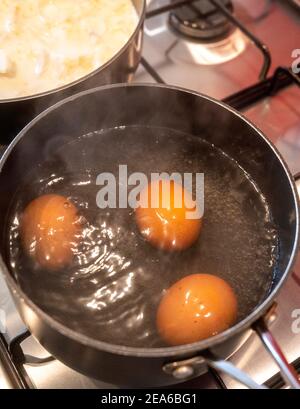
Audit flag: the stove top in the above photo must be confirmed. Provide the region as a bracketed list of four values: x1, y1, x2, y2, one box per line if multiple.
[0, 0, 300, 389]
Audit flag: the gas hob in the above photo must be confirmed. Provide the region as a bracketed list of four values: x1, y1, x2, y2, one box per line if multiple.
[0, 0, 300, 389]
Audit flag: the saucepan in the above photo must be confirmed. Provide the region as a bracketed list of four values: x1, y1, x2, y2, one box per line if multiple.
[0, 0, 146, 143]
[0, 84, 299, 388]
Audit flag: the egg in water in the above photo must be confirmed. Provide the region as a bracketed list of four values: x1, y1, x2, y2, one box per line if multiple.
[157, 274, 238, 346]
[20, 194, 82, 270]
[135, 179, 202, 251]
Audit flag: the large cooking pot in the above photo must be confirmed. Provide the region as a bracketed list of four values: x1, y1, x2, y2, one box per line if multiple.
[0, 84, 299, 388]
[0, 0, 146, 144]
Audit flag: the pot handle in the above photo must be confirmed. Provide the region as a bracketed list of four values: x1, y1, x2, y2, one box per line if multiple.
[254, 173, 300, 387]
[163, 174, 300, 388]
[204, 352, 268, 389]
[163, 312, 299, 389]
[210, 173, 300, 388]
[216, 173, 300, 388]
[208, 311, 300, 389]
[252, 317, 300, 388]
[163, 352, 267, 389]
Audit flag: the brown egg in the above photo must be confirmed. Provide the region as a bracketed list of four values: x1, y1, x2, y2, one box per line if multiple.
[135, 179, 202, 251]
[20, 194, 82, 270]
[157, 274, 238, 346]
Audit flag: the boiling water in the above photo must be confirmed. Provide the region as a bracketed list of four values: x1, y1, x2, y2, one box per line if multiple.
[8, 126, 278, 348]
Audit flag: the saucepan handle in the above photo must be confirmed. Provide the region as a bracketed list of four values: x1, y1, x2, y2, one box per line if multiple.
[204, 351, 268, 389]
[207, 314, 300, 389]
[254, 173, 300, 387]
[163, 313, 299, 389]
[252, 317, 299, 389]
[163, 351, 268, 389]
[209, 173, 300, 389]
[163, 175, 300, 389]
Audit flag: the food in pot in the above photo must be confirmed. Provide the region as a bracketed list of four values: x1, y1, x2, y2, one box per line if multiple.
[0, 0, 138, 98]
[156, 274, 238, 346]
[20, 194, 82, 270]
[8, 127, 277, 347]
[135, 179, 202, 251]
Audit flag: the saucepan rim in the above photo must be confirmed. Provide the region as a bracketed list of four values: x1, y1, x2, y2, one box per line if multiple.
[0, 83, 299, 358]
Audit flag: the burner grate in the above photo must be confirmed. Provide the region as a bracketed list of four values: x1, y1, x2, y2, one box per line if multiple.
[223, 67, 300, 110]
[146, 0, 271, 80]
[168, 0, 233, 43]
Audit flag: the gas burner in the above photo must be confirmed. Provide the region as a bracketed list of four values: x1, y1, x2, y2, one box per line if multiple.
[168, 29, 247, 66]
[169, 0, 234, 43]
